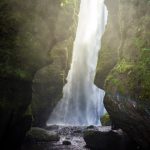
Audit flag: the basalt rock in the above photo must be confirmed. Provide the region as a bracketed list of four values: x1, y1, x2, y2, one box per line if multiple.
[104, 94, 150, 150]
[83, 129, 138, 150]
[31, 0, 79, 127]
[0, 77, 32, 150]
[95, 0, 150, 149]
[25, 127, 60, 143]
[0, 0, 79, 149]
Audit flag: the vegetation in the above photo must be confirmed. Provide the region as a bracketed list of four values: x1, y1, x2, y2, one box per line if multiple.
[96, 0, 150, 102]
[0, 0, 149, 149]
[100, 113, 111, 126]
[0, 0, 78, 149]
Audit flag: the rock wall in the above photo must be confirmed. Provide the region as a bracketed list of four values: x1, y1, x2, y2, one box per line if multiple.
[0, 77, 32, 149]
[31, 0, 79, 127]
[0, 0, 79, 149]
[95, 0, 150, 149]
[95, 0, 120, 88]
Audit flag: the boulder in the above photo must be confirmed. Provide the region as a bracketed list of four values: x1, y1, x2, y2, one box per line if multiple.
[46, 125, 59, 130]
[26, 127, 60, 142]
[86, 125, 97, 130]
[83, 129, 138, 150]
[104, 95, 150, 150]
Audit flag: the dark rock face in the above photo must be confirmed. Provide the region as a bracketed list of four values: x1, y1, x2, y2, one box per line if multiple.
[104, 95, 150, 150]
[31, 1, 79, 127]
[84, 129, 138, 150]
[22, 125, 88, 150]
[0, 77, 32, 150]
[95, 0, 120, 88]
[25, 127, 60, 143]
[32, 65, 64, 127]
[0, 0, 79, 149]
[95, 0, 150, 149]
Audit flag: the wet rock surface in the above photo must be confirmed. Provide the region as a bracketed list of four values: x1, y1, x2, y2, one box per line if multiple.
[22, 125, 140, 150]
[84, 128, 139, 150]
[104, 95, 150, 150]
[25, 127, 60, 142]
[22, 125, 89, 150]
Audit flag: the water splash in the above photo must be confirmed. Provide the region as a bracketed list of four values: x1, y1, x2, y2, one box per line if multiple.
[47, 0, 108, 126]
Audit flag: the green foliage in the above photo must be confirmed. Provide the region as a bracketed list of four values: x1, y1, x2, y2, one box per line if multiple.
[129, 49, 150, 100]
[15, 69, 32, 79]
[104, 6, 150, 99]
[106, 75, 119, 86]
[105, 49, 150, 100]
[133, 37, 146, 49]
[0, 0, 61, 79]
[60, 0, 75, 7]
[61, 0, 69, 6]
[100, 113, 111, 126]
[115, 59, 133, 74]
[105, 59, 134, 95]
[141, 49, 150, 66]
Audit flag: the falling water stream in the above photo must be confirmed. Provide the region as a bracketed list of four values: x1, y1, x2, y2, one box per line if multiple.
[47, 0, 108, 126]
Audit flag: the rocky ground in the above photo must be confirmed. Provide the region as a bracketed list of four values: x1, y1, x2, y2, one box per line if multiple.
[21, 125, 140, 150]
[22, 125, 90, 150]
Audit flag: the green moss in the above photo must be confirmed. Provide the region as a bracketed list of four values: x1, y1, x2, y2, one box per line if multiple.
[83, 130, 95, 137]
[105, 52, 150, 100]
[115, 59, 134, 74]
[26, 127, 60, 142]
[15, 69, 32, 80]
[133, 37, 146, 49]
[100, 113, 111, 126]
[24, 105, 32, 117]
[130, 64, 150, 100]
[111, 78, 120, 85]
[105, 60, 132, 95]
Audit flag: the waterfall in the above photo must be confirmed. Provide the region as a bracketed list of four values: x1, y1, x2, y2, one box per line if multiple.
[47, 0, 108, 126]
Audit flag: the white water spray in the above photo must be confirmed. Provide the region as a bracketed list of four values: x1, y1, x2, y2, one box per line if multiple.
[47, 0, 108, 126]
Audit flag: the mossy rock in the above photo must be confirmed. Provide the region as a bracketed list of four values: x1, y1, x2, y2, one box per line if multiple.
[83, 129, 133, 150]
[26, 127, 60, 142]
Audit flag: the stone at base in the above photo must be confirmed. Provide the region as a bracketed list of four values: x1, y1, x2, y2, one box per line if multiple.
[83, 129, 138, 150]
[62, 140, 71, 145]
[26, 127, 60, 142]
